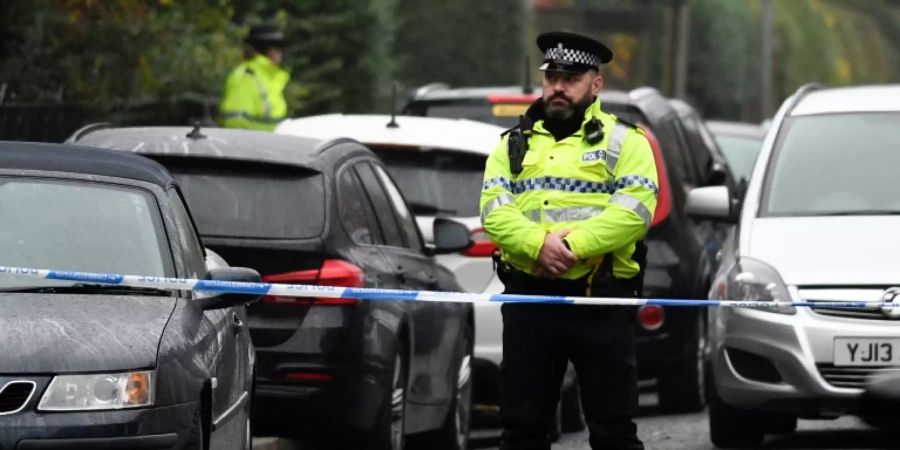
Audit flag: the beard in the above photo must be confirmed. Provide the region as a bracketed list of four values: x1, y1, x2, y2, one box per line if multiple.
[543, 92, 593, 120]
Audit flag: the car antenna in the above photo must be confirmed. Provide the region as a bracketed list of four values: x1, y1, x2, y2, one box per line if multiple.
[523, 56, 534, 95]
[186, 121, 206, 139]
[386, 80, 400, 128]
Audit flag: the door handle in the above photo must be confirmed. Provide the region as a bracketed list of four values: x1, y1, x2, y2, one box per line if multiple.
[231, 312, 244, 334]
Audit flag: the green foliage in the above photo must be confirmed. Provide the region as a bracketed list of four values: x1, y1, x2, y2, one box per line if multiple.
[0, 0, 240, 111]
[393, 0, 527, 89]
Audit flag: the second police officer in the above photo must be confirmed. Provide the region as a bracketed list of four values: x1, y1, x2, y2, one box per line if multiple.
[480, 31, 658, 450]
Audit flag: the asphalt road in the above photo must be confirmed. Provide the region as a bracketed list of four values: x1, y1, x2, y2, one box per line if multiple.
[254, 392, 900, 450]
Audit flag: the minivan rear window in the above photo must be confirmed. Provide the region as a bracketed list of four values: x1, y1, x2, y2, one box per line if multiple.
[372, 147, 485, 218]
[163, 160, 325, 239]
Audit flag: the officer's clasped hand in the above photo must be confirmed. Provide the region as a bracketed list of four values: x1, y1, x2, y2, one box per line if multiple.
[534, 229, 577, 278]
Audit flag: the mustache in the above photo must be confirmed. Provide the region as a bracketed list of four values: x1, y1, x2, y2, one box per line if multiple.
[547, 93, 572, 103]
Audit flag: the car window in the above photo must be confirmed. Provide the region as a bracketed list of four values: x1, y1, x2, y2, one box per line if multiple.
[162, 160, 325, 240]
[763, 112, 900, 216]
[355, 162, 405, 247]
[651, 117, 691, 185]
[372, 147, 485, 218]
[167, 189, 207, 278]
[715, 135, 762, 182]
[337, 165, 384, 245]
[372, 163, 423, 250]
[0, 178, 169, 287]
[681, 115, 714, 182]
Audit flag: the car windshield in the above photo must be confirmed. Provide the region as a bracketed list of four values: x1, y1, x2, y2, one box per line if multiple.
[715, 134, 763, 181]
[372, 147, 485, 217]
[164, 161, 325, 239]
[763, 112, 900, 216]
[0, 178, 168, 289]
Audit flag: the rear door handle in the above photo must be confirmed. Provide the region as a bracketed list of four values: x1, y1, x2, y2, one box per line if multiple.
[231, 312, 244, 334]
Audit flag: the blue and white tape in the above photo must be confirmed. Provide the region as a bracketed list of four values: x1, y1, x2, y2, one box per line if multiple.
[0, 265, 890, 309]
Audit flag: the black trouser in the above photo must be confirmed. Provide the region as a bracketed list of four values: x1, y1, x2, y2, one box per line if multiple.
[499, 270, 644, 450]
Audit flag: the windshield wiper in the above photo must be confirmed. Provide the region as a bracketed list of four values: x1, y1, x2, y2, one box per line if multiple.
[814, 210, 900, 217]
[0, 284, 173, 296]
[407, 200, 458, 216]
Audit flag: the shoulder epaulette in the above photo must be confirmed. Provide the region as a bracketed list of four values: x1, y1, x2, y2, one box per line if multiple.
[615, 117, 640, 130]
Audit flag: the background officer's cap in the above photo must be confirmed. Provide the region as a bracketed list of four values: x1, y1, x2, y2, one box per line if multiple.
[537, 31, 613, 73]
[244, 24, 288, 48]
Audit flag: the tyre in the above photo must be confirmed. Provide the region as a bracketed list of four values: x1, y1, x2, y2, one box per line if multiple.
[657, 312, 707, 413]
[367, 345, 408, 450]
[408, 325, 473, 450]
[708, 381, 764, 448]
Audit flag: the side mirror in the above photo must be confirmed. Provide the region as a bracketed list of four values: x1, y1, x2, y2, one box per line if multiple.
[431, 217, 473, 255]
[196, 267, 262, 310]
[686, 185, 735, 223]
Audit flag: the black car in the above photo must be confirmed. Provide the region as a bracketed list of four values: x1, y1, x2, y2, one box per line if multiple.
[0, 142, 259, 449]
[71, 126, 475, 450]
[405, 85, 736, 413]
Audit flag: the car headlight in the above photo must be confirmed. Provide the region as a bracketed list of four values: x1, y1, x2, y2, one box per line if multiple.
[38, 370, 154, 411]
[724, 257, 795, 314]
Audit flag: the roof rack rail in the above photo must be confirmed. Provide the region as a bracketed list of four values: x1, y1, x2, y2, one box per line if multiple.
[413, 82, 451, 99]
[64, 122, 113, 143]
[783, 83, 824, 117]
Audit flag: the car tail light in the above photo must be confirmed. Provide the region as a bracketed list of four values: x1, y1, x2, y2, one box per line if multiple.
[640, 126, 671, 229]
[462, 227, 497, 257]
[262, 259, 364, 306]
[638, 305, 664, 331]
[285, 372, 333, 382]
[487, 94, 539, 104]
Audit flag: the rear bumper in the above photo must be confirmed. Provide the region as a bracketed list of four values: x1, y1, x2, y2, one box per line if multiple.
[0, 401, 196, 450]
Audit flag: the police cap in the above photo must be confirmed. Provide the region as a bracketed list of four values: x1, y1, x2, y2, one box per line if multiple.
[244, 24, 287, 48]
[537, 31, 613, 73]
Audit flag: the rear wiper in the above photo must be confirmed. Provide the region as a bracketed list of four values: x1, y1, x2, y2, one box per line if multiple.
[0, 284, 173, 296]
[407, 201, 458, 216]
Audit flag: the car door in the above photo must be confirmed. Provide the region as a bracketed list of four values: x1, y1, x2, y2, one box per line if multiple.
[353, 161, 438, 404]
[168, 189, 248, 436]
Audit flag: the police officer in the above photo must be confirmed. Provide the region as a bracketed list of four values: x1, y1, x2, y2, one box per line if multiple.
[480, 31, 657, 450]
[219, 24, 290, 130]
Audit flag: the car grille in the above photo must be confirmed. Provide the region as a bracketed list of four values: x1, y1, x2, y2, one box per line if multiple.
[817, 364, 900, 389]
[0, 381, 35, 414]
[799, 287, 897, 321]
[811, 306, 892, 320]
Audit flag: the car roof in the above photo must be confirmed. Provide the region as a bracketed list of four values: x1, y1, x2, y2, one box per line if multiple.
[791, 85, 900, 116]
[706, 120, 766, 139]
[74, 126, 327, 169]
[277, 114, 506, 155]
[0, 140, 174, 187]
[412, 85, 539, 100]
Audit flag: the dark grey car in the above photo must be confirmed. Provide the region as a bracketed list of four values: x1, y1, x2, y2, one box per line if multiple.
[0, 142, 259, 449]
[71, 126, 476, 450]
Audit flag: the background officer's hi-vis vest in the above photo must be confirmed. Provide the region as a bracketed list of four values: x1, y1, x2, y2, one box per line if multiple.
[479, 100, 659, 282]
[219, 54, 289, 131]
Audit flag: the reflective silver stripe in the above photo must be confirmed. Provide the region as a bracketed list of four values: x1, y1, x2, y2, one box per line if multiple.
[606, 123, 630, 174]
[480, 194, 515, 224]
[611, 193, 652, 230]
[245, 69, 271, 117]
[522, 206, 604, 223]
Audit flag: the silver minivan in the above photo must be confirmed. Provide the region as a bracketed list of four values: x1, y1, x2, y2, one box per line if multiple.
[687, 84, 900, 448]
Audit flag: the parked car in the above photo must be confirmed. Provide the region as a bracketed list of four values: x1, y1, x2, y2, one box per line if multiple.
[690, 84, 900, 448]
[405, 84, 736, 413]
[70, 126, 475, 450]
[275, 114, 583, 434]
[402, 83, 539, 128]
[706, 120, 766, 193]
[0, 141, 258, 449]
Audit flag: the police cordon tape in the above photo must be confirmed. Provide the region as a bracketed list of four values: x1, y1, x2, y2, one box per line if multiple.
[0, 265, 893, 310]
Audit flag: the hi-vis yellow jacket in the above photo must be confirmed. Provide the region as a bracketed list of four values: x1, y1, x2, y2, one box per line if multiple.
[219, 54, 290, 131]
[479, 99, 658, 280]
